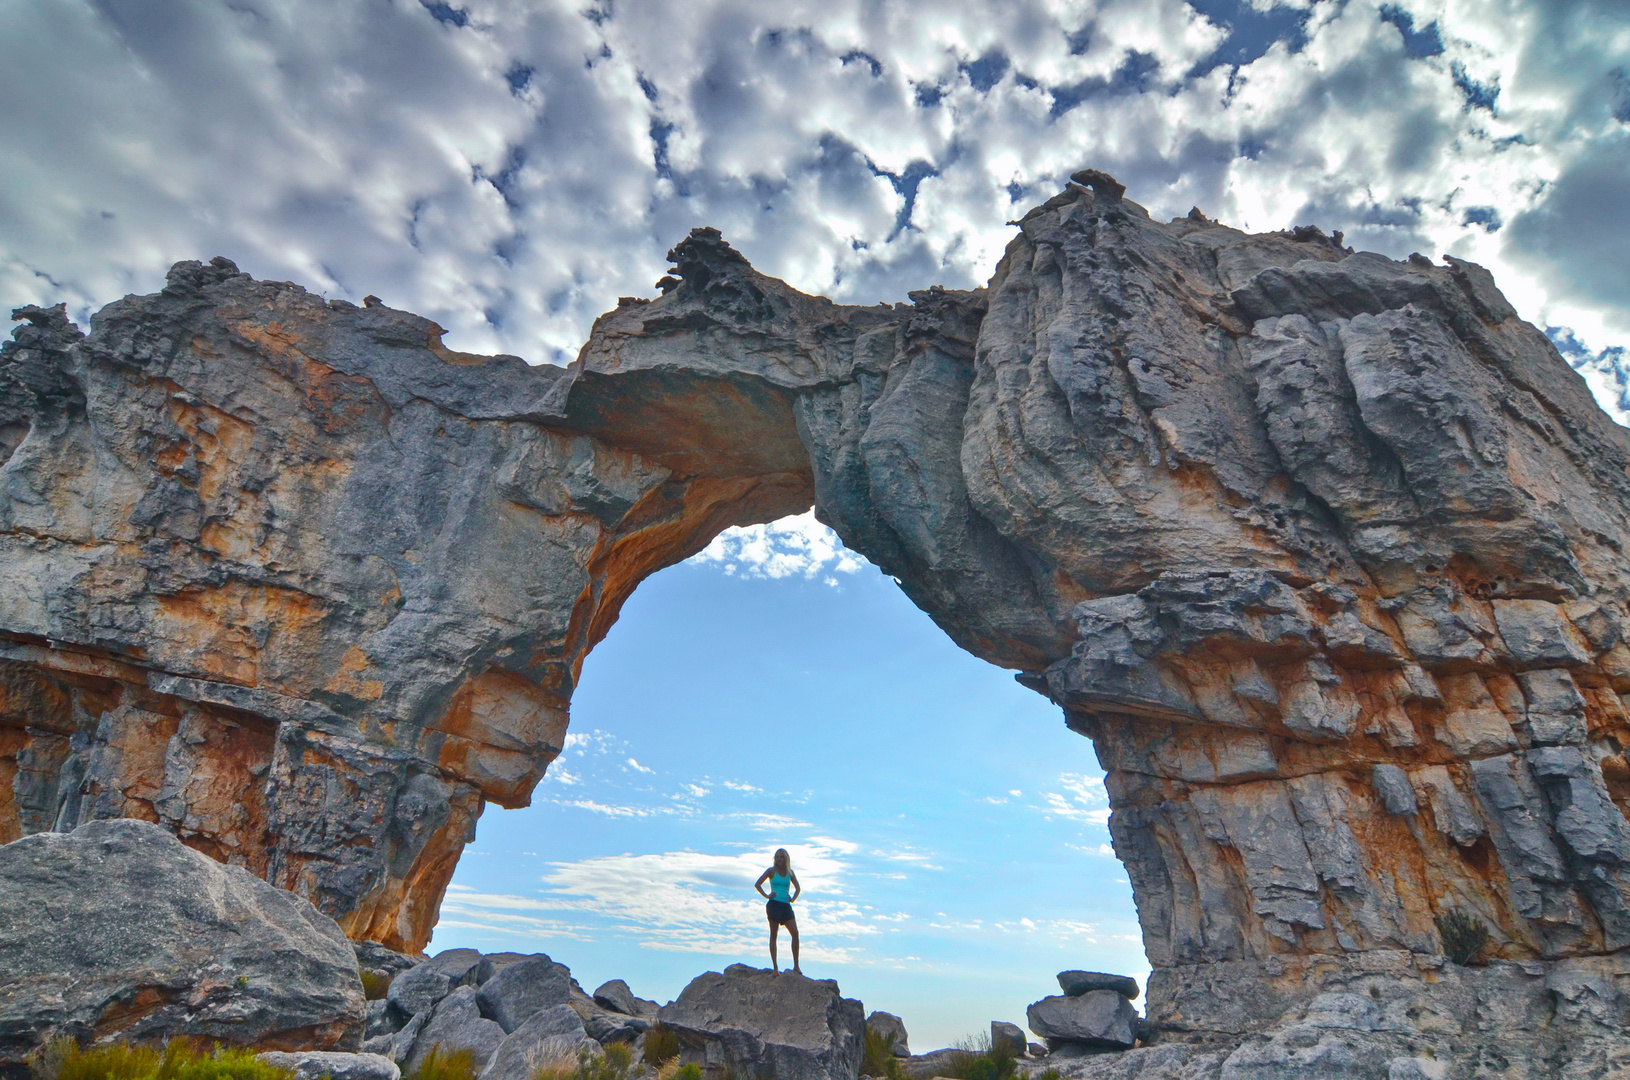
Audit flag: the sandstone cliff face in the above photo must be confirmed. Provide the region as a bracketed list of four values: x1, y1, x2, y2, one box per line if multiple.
[5, 175, 1630, 1056]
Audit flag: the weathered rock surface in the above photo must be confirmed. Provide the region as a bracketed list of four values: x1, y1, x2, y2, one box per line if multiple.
[6, 173, 1630, 1072]
[258, 1052, 400, 1080]
[402, 986, 505, 1074]
[480, 1004, 592, 1080]
[1056, 972, 1139, 1001]
[476, 955, 572, 1033]
[0, 819, 363, 1074]
[865, 1010, 909, 1056]
[1027, 993, 1137, 1049]
[658, 965, 864, 1080]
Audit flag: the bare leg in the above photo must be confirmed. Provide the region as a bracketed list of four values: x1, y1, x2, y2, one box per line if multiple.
[787, 918, 801, 974]
[768, 918, 780, 972]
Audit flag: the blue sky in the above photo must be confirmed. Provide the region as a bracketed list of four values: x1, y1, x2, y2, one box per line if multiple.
[428, 518, 1143, 1050]
[4, 0, 1629, 1053]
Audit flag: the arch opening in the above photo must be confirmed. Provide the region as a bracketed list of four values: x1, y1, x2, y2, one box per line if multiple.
[427, 517, 1146, 1050]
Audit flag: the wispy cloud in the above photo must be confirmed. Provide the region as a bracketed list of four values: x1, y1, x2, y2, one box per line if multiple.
[1036, 773, 1112, 825]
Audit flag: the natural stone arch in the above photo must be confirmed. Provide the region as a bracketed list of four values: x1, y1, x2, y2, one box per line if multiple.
[6, 175, 1630, 1064]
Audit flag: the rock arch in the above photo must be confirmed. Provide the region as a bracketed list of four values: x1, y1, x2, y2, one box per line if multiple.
[6, 176, 1630, 1057]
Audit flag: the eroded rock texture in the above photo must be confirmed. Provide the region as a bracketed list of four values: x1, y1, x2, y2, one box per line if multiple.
[5, 173, 1630, 1070]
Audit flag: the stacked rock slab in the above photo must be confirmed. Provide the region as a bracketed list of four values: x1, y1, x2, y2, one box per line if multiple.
[1026, 971, 1140, 1054]
[5, 173, 1630, 1073]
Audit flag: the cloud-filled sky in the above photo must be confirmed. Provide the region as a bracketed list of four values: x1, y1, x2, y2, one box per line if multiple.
[3, 0, 1628, 413]
[7, 0, 1630, 1050]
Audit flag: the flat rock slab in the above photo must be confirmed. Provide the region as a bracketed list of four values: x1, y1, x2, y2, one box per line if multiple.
[659, 965, 864, 1080]
[1027, 993, 1137, 1049]
[0, 819, 364, 1073]
[1057, 972, 1139, 1001]
[259, 1053, 400, 1080]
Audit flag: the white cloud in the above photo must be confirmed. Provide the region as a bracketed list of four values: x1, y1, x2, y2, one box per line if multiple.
[626, 757, 655, 774]
[536, 839, 876, 958]
[3, 0, 1625, 407]
[689, 511, 868, 583]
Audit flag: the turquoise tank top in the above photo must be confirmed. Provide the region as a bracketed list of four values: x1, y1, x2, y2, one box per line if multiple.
[770, 873, 791, 902]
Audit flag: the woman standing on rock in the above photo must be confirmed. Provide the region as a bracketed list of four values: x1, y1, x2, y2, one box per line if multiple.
[755, 848, 801, 975]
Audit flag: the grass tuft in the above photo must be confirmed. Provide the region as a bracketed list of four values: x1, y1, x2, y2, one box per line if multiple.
[359, 970, 393, 1001]
[933, 1033, 1015, 1080]
[1435, 908, 1490, 966]
[860, 1028, 902, 1080]
[407, 1046, 478, 1080]
[530, 1042, 640, 1080]
[32, 1039, 294, 1080]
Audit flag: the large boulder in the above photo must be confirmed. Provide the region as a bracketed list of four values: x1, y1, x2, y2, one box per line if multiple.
[659, 966, 864, 1080]
[592, 980, 641, 1016]
[0, 819, 364, 1075]
[865, 1011, 909, 1056]
[1026, 993, 1137, 1050]
[1056, 972, 1139, 1001]
[476, 955, 572, 1033]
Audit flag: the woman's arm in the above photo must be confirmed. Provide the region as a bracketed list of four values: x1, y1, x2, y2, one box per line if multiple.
[789, 872, 802, 902]
[754, 868, 773, 898]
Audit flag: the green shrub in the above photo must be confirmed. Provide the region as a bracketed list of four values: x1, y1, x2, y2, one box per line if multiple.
[672, 1066, 703, 1080]
[1435, 908, 1490, 966]
[32, 1039, 294, 1080]
[1034, 1069, 1062, 1080]
[359, 970, 393, 1001]
[407, 1046, 478, 1080]
[641, 1026, 682, 1068]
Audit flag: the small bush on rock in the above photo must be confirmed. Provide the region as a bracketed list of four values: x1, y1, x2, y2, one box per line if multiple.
[671, 1066, 702, 1080]
[407, 1046, 478, 1080]
[1435, 909, 1490, 966]
[641, 1026, 682, 1068]
[32, 1039, 294, 1080]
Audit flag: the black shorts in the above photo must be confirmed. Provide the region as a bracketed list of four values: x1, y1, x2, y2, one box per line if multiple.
[766, 900, 795, 925]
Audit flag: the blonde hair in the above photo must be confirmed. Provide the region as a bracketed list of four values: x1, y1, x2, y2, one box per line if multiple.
[773, 848, 792, 875]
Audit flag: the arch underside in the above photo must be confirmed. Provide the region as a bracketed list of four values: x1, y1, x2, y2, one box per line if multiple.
[5, 182, 1630, 1060]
